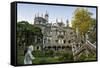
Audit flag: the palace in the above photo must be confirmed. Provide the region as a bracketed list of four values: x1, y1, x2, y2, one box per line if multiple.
[33, 12, 80, 55]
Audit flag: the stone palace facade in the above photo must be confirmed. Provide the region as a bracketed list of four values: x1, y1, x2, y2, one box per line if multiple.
[32, 12, 96, 61]
[33, 12, 80, 54]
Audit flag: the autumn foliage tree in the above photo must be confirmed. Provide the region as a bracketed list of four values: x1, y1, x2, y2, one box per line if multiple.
[72, 8, 93, 36]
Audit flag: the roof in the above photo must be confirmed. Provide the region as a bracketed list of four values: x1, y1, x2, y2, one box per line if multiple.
[34, 17, 47, 23]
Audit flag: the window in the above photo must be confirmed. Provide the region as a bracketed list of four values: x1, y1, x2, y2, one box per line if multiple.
[68, 40, 71, 43]
[70, 32, 73, 35]
[55, 40, 58, 43]
[37, 46, 39, 50]
[48, 39, 51, 42]
[63, 40, 66, 44]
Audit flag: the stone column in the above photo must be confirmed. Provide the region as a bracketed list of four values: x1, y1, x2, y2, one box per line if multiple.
[85, 33, 89, 41]
[35, 36, 37, 43]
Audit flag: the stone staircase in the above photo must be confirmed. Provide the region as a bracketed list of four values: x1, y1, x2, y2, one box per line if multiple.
[73, 40, 96, 61]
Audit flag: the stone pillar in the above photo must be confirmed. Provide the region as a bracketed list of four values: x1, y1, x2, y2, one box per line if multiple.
[71, 42, 77, 61]
[35, 36, 37, 43]
[85, 33, 89, 41]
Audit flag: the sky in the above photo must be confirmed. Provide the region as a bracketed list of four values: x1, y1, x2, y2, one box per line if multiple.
[17, 3, 96, 26]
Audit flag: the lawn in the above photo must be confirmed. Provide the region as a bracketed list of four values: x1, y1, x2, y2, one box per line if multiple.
[17, 49, 74, 64]
[17, 48, 96, 65]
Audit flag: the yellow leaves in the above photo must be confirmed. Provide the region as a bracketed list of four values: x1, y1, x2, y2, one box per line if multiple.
[79, 22, 90, 35]
[72, 8, 93, 35]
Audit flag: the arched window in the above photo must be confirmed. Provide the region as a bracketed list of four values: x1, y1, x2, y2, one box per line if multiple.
[63, 40, 66, 44]
[68, 40, 71, 43]
[37, 46, 39, 50]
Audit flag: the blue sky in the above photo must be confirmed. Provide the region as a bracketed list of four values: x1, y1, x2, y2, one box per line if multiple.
[17, 3, 96, 26]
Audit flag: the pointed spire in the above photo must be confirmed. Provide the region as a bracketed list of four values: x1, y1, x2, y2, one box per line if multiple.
[45, 10, 48, 17]
[35, 13, 36, 17]
[46, 10, 47, 14]
[45, 10, 49, 22]
[61, 18, 63, 23]
[37, 12, 39, 17]
[41, 13, 43, 17]
[51, 21, 53, 28]
[66, 19, 69, 27]
[56, 18, 58, 23]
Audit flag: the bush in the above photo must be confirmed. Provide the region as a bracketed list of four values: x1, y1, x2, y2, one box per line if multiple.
[58, 53, 73, 62]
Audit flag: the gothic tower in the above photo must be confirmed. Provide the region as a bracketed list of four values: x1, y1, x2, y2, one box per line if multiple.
[45, 11, 49, 22]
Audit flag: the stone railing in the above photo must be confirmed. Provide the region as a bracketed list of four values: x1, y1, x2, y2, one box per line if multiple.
[73, 40, 96, 60]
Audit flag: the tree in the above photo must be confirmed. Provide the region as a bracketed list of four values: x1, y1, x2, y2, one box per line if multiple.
[17, 21, 43, 48]
[17, 21, 30, 47]
[88, 18, 96, 43]
[72, 8, 93, 36]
